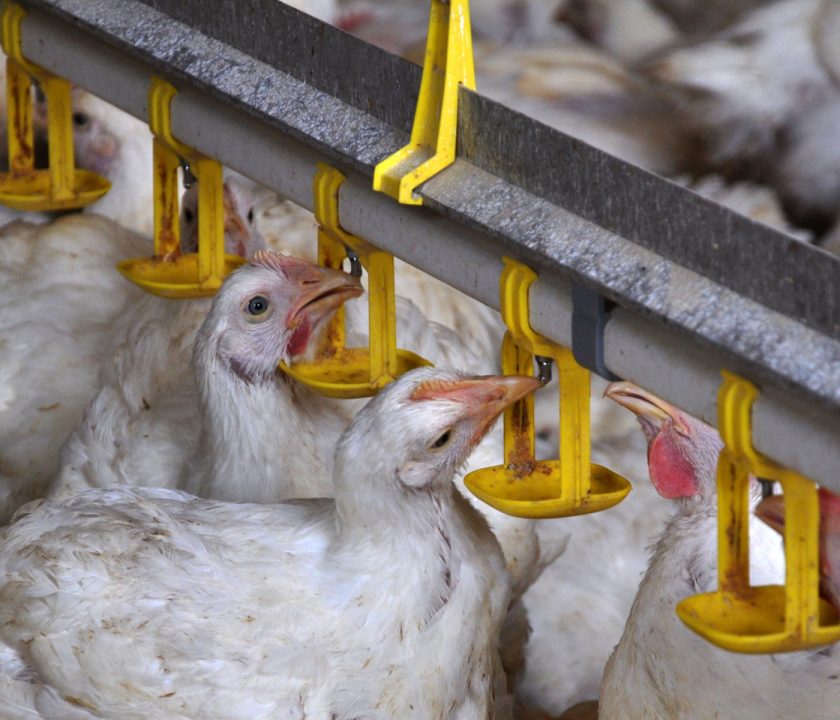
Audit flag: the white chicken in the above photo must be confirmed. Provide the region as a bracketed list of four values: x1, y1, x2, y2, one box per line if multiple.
[55, 251, 363, 503]
[0, 214, 146, 525]
[475, 41, 692, 177]
[337, 0, 569, 47]
[179, 173, 264, 257]
[54, 250, 546, 609]
[0, 369, 536, 719]
[0, 181, 261, 525]
[468, 0, 570, 43]
[73, 92, 155, 237]
[337, 0, 692, 177]
[33, 89, 156, 237]
[647, 0, 840, 229]
[597, 382, 813, 720]
[556, 0, 680, 63]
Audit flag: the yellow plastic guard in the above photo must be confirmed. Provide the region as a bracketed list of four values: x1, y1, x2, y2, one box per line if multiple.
[676, 371, 840, 653]
[464, 258, 631, 519]
[0, 3, 110, 210]
[117, 77, 243, 298]
[372, 0, 475, 205]
[279, 164, 431, 397]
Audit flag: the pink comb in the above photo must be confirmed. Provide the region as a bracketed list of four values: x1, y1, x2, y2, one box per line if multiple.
[251, 250, 293, 273]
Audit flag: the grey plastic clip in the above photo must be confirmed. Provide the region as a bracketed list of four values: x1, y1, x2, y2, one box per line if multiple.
[572, 284, 619, 381]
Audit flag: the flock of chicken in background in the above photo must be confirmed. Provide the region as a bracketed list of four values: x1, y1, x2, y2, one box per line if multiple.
[0, 0, 838, 718]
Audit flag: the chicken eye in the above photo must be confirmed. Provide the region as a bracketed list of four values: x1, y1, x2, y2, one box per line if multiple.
[246, 296, 269, 316]
[72, 112, 89, 129]
[247, 208, 255, 223]
[430, 430, 452, 449]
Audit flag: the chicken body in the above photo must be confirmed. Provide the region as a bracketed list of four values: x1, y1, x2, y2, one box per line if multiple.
[0, 183, 261, 524]
[558, 0, 680, 63]
[649, 0, 840, 229]
[54, 252, 363, 503]
[0, 369, 523, 719]
[0, 214, 147, 524]
[517, 379, 671, 713]
[594, 384, 840, 720]
[476, 41, 691, 177]
[599, 491, 795, 720]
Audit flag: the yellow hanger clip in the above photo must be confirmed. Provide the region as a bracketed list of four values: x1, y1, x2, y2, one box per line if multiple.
[279, 163, 431, 397]
[117, 77, 244, 298]
[0, 2, 110, 210]
[464, 257, 631, 518]
[373, 0, 475, 205]
[677, 371, 840, 653]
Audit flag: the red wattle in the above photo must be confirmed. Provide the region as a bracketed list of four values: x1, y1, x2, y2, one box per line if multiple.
[648, 431, 699, 499]
[287, 319, 312, 357]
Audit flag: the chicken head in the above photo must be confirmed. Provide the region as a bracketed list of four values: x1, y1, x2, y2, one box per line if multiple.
[605, 381, 722, 500]
[756, 487, 840, 611]
[33, 86, 120, 177]
[337, 368, 540, 494]
[194, 250, 362, 385]
[180, 177, 266, 259]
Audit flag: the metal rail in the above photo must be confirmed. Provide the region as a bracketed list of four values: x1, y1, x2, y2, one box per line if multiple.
[15, 0, 840, 488]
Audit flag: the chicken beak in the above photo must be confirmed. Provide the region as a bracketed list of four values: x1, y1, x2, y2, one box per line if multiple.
[604, 381, 689, 436]
[413, 374, 542, 442]
[286, 264, 363, 330]
[474, 374, 542, 409]
[469, 375, 542, 442]
[755, 494, 786, 536]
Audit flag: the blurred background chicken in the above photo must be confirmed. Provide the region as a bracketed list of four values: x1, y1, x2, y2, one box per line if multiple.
[645, 0, 840, 235]
[33, 86, 155, 236]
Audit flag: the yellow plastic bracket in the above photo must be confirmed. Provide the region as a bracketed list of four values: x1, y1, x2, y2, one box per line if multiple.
[279, 163, 431, 398]
[676, 371, 840, 653]
[464, 257, 631, 518]
[372, 0, 475, 205]
[0, 2, 110, 210]
[117, 77, 244, 298]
